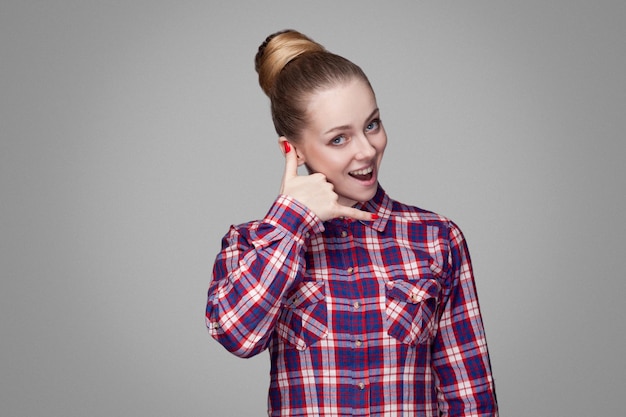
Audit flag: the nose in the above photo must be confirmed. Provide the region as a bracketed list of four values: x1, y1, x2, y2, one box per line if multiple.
[353, 134, 376, 160]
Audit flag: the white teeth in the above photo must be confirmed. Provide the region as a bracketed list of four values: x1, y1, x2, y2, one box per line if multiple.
[350, 166, 373, 176]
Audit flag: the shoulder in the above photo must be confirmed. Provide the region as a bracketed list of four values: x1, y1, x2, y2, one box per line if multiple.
[388, 196, 451, 226]
[386, 196, 467, 243]
[225, 195, 324, 243]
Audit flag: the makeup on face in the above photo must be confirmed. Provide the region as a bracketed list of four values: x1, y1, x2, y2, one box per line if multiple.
[295, 79, 387, 207]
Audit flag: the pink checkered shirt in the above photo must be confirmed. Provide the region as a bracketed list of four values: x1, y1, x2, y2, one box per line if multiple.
[207, 186, 498, 416]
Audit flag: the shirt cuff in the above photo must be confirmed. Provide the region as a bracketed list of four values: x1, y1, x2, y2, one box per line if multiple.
[263, 195, 325, 241]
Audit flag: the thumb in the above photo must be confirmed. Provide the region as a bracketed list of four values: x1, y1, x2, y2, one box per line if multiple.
[281, 138, 298, 181]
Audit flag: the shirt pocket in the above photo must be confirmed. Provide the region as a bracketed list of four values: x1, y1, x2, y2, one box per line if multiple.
[276, 281, 328, 351]
[384, 275, 441, 346]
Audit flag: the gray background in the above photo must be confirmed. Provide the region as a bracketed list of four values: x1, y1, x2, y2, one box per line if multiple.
[1, 1, 624, 416]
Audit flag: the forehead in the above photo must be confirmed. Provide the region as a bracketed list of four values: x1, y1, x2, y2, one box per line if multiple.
[304, 79, 377, 131]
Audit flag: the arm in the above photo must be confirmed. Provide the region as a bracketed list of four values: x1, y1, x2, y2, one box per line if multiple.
[206, 195, 323, 358]
[432, 222, 498, 416]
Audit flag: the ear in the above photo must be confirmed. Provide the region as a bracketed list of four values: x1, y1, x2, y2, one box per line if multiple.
[278, 136, 306, 165]
[277, 136, 290, 155]
[294, 147, 306, 166]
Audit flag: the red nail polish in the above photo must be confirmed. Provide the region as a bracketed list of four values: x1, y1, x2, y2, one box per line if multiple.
[371, 214, 379, 220]
[283, 142, 291, 153]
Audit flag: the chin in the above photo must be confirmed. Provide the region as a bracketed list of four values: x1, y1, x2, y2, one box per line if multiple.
[342, 187, 377, 206]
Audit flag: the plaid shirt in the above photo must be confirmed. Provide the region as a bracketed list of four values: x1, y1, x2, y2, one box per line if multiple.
[207, 186, 498, 416]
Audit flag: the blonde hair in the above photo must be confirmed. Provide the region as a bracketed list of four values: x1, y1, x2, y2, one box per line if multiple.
[255, 29, 372, 140]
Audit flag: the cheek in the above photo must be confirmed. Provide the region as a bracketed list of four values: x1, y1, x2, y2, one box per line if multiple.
[302, 151, 342, 175]
[375, 132, 388, 153]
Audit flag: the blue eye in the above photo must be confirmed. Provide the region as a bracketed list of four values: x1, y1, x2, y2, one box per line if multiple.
[366, 118, 381, 132]
[331, 135, 347, 145]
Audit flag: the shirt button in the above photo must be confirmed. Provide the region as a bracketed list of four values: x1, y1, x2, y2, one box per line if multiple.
[340, 230, 348, 238]
[386, 281, 394, 288]
[353, 301, 360, 309]
[355, 339, 362, 347]
[212, 322, 220, 329]
[357, 382, 365, 390]
[347, 267, 354, 274]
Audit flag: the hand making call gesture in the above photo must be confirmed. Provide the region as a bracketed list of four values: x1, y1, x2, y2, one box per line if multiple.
[279, 139, 377, 222]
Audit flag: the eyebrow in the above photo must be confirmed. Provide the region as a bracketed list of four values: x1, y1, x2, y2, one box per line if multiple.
[323, 108, 380, 135]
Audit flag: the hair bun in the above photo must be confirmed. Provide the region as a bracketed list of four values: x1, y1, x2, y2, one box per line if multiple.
[255, 29, 325, 96]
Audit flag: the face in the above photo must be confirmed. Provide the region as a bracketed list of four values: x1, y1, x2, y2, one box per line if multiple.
[292, 78, 387, 207]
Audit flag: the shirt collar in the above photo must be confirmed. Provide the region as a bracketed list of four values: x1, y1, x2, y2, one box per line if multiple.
[354, 184, 392, 233]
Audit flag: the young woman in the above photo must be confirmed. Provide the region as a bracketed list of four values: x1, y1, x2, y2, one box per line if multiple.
[206, 29, 498, 416]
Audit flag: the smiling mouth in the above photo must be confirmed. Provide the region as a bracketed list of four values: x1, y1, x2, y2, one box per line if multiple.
[349, 166, 374, 181]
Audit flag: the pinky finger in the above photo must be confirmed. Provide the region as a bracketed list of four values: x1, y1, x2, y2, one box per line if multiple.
[341, 207, 379, 222]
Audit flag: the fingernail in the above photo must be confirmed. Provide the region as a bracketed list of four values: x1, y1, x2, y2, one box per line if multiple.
[283, 142, 291, 153]
[371, 214, 379, 220]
